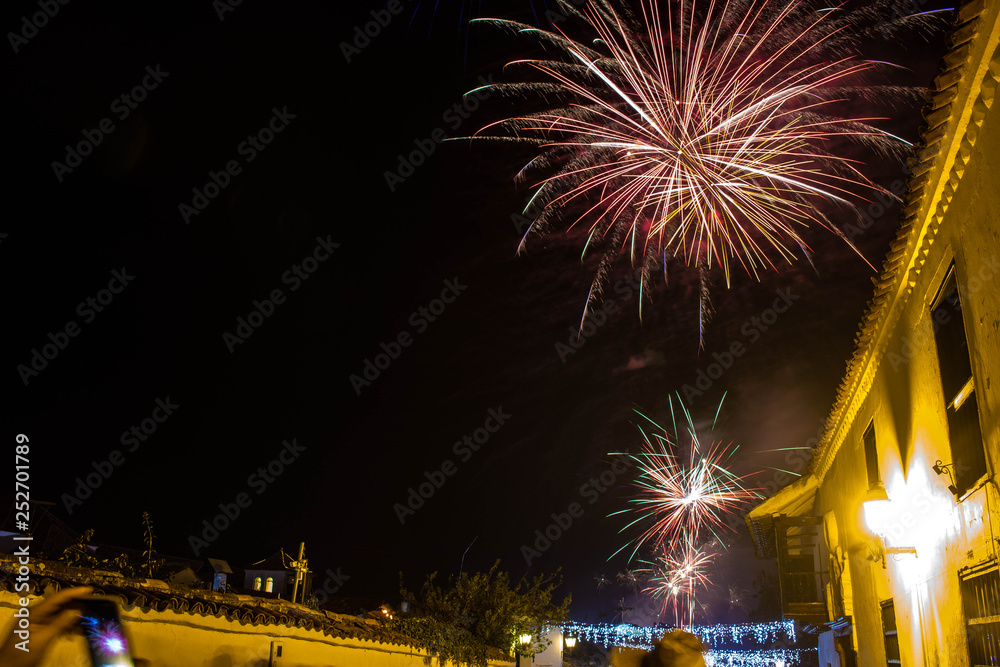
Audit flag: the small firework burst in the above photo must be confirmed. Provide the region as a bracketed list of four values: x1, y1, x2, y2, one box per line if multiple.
[613, 597, 634, 623]
[728, 584, 751, 615]
[617, 568, 642, 594]
[639, 543, 715, 622]
[611, 394, 761, 625]
[612, 394, 761, 560]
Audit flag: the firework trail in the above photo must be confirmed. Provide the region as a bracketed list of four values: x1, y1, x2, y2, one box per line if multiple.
[464, 0, 942, 334]
[407, 0, 547, 61]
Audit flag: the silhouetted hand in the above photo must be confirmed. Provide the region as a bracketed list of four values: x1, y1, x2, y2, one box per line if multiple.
[0, 586, 93, 667]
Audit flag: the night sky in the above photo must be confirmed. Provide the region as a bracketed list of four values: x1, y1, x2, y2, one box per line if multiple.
[3, 0, 953, 621]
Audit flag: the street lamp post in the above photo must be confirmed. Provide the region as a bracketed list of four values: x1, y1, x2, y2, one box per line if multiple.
[516, 633, 532, 667]
[564, 633, 576, 664]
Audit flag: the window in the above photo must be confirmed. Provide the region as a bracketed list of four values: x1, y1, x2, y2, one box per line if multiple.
[931, 266, 986, 496]
[265, 577, 274, 593]
[253, 577, 261, 591]
[961, 563, 1000, 667]
[881, 599, 901, 667]
[864, 421, 879, 489]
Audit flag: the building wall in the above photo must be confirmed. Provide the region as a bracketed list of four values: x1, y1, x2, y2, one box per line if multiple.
[0, 590, 515, 667]
[815, 10, 1000, 667]
[244, 569, 289, 595]
[528, 628, 564, 667]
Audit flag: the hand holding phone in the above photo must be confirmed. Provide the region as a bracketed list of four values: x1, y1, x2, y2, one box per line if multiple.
[0, 586, 93, 667]
[75, 596, 136, 667]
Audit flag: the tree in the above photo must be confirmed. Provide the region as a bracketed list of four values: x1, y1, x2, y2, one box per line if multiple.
[58, 529, 98, 568]
[393, 561, 571, 667]
[140, 511, 164, 578]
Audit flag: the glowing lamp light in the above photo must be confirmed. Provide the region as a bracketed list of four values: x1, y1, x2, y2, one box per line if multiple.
[861, 481, 917, 566]
[862, 482, 891, 535]
[566, 635, 577, 648]
[519, 633, 532, 645]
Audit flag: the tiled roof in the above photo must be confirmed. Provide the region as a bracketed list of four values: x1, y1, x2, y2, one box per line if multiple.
[808, 0, 995, 482]
[0, 558, 420, 648]
[206, 558, 233, 574]
[246, 549, 294, 571]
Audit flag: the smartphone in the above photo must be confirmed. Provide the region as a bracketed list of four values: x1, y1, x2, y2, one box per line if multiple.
[75, 596, 136, 667]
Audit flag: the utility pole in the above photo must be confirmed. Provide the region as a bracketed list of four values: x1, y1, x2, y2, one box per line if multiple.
[290, 542, 309, 604]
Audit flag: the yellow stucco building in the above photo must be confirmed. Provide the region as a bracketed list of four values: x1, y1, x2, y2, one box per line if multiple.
[746, 1, 1000, 666]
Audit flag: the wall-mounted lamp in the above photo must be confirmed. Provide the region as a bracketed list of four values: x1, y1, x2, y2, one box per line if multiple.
[519, 633, 532, 645]
[862, 482, 917, 568]
[932, 460, 960, 495]
[565, 634, 577, 649]
[862, 481, 890, 534]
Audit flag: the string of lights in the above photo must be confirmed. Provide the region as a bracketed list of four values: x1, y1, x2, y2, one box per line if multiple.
[560, 619, 796, 649]
[695, 620, 797, 646]
[706, 649, 814, 667]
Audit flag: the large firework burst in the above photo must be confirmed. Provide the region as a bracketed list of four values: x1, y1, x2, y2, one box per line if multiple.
[467, 0, 940, 330]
